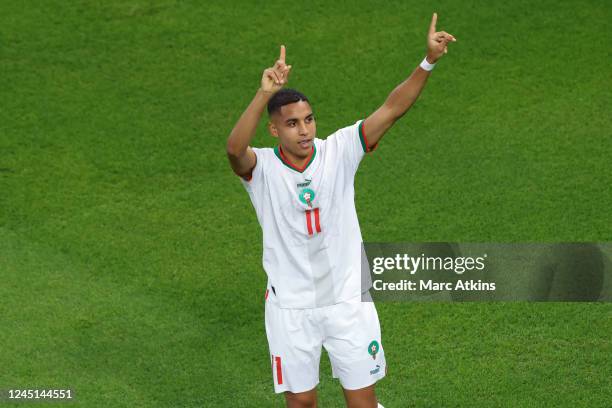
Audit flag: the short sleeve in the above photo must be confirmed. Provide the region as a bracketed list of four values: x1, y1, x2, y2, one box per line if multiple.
[326, 119, 376, 173]
[239, 147, 265, 191]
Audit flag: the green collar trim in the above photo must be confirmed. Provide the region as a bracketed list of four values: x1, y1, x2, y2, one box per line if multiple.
[274, 144, 316, 173]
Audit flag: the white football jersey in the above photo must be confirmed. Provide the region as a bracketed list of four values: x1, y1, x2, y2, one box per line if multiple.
[241, 120, 373, 308]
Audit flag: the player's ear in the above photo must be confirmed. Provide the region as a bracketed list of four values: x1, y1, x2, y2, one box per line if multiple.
[268, 121, 279, 138]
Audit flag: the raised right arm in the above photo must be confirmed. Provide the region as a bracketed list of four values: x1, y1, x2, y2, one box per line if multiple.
[226, 45, 292, 178]
[226, 89, 273, 177]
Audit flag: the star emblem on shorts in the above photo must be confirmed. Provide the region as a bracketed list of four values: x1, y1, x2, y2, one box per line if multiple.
[368, 340, 380, 360]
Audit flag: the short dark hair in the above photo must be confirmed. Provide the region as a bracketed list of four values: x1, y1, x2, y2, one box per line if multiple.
[267, 88, 310, 116]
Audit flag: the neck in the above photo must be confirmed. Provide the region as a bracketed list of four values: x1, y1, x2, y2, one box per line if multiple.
[283, 148, 308, 167]
[279, 145, 314, 171]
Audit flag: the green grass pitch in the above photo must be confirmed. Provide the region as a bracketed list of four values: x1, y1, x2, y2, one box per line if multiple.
[1, 1, 610, 406]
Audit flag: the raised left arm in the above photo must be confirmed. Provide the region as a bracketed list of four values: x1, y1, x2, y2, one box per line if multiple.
[363, 13, 456, 150]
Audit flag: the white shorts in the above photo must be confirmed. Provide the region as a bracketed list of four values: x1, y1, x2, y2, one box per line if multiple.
[264, 288, 386, 394]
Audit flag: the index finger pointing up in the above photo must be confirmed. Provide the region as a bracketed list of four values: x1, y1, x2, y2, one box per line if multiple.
[429, 12, 437, 35]
[279, 45, 286, 63]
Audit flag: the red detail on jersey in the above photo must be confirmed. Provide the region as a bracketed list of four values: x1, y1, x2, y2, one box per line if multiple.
[275, 356, 283, 385]
[305, 210, 313, 235]
[278, 145, 315, 172]
[361, 120, 379, 152]
[265, 289, 269, 300]
[313, 208, 321, 233]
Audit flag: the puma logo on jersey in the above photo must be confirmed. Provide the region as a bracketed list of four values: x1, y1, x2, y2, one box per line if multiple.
[297, 178, 312, 188]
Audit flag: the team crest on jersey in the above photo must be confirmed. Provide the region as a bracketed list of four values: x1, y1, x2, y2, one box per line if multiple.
[368, 340, 380, 360]
[299, 188, 315, 207]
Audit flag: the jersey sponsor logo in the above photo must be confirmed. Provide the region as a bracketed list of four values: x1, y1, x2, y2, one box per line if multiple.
[299, 188, 316, 207]
[368, 340, 380, 360]
[370, 364, 381, 375]
[297, 178, 312, 188]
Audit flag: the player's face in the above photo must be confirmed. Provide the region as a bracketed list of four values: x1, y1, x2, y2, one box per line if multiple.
[269, 101, 316, 159]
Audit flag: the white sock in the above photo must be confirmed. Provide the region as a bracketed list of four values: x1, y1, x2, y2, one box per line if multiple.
[377, 403, 385, 408]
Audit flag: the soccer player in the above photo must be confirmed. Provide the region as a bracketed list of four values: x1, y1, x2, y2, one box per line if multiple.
[227, 13, 456, 408]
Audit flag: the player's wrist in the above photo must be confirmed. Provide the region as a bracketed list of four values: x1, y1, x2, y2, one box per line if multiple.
[421, 55, 437, 71]
[425, 54, 438, 64]
[258, 87, 276, 97]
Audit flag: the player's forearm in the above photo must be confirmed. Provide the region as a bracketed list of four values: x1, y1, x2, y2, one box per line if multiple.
[383, 64, 431, 119]
[226, 89, 273, 157]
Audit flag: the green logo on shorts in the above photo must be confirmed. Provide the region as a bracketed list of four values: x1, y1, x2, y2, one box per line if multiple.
[368, 340, 380, 360]
[299, 188, 315, 207]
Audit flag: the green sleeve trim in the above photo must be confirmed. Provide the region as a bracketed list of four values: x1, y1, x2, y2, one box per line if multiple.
[358, 120, 368, 153]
